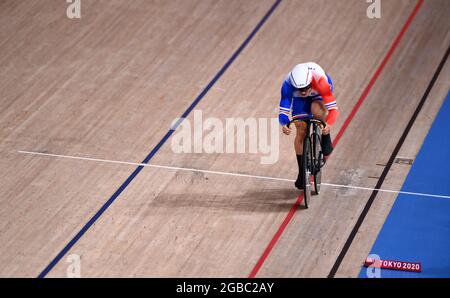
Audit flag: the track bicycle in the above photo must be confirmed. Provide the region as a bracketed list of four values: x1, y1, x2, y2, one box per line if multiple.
[287, 118, 326, 208]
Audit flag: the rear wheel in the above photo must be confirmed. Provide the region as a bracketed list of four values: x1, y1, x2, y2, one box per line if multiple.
[302, 136, 312, 208]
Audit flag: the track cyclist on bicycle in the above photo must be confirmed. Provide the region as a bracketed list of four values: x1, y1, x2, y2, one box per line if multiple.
[279, 62, 339, 190]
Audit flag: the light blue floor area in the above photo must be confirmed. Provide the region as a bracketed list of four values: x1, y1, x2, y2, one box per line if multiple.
[360, 91, 450, 278]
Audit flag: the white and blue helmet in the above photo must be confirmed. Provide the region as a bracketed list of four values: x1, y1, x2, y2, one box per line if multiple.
[289, 64, 312, 89]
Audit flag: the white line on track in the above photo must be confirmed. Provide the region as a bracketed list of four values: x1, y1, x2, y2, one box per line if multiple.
[17, 150, 450, 199]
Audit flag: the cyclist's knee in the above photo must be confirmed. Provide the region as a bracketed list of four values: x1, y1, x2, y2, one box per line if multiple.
[311, 101, 328, 120]
[294, 121, 307, 136]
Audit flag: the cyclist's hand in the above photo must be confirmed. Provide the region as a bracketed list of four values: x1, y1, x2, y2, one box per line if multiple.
[322, 123, 331, 135]
[282, 125, 291, 135]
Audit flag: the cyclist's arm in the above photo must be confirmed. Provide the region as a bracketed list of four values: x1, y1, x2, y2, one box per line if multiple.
[279, 82, 292, 126]
[317, 78, 339, 126]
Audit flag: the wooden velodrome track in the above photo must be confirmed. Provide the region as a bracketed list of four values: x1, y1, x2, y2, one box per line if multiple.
[0, 0, 449, 278]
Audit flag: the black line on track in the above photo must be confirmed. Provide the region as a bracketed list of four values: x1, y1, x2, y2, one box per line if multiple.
[328, 43, 450, 278]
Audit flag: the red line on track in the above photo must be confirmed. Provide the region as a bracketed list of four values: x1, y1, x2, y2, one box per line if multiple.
[248, 0, 424, 278]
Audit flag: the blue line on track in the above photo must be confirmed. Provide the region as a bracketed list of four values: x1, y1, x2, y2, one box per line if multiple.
[38, 0, 283, 278]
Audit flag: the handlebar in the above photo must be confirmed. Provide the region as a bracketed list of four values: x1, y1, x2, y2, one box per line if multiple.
[286, 118, 326, 129]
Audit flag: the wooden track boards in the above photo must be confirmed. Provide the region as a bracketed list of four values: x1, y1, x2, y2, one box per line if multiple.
[0, 0, 448, 277]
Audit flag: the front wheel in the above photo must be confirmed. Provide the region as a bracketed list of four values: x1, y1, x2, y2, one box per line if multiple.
[302, 136, 313, 208]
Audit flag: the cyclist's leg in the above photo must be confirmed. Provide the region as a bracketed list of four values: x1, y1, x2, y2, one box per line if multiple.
[294, 120, 307, 154]
[292, 98, 310, 154]
[311, 100, 328, 122]
[311, 99, 334, 156]
[292, 98, 311, 189]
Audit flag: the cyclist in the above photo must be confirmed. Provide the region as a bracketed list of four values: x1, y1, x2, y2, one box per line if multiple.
[279, 62, 339, 189]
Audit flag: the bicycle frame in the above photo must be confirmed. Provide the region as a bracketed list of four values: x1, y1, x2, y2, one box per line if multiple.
[287, 118, 325, 207]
